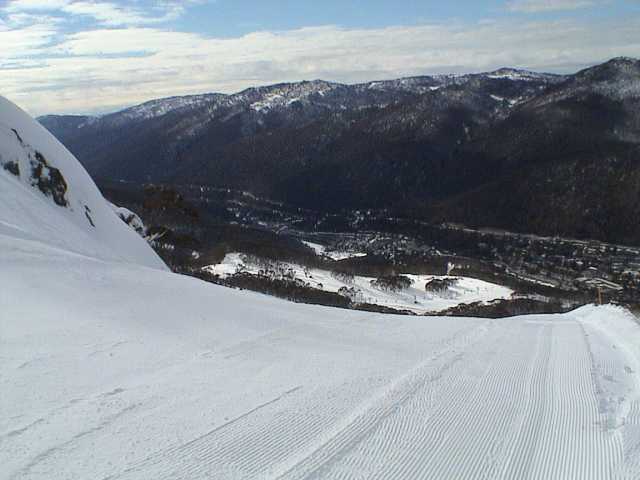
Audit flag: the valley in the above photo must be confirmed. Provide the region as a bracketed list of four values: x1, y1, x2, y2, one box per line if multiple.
[98, 180, 640, 317]
[41, 58, 640, 245]
[35, 57, 640, 315]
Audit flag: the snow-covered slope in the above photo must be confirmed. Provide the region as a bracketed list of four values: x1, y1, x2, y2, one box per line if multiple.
[0, 96, 165, 269]
[3, 237, 640, 479]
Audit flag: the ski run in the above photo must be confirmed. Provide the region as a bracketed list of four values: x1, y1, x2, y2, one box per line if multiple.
[3, 241, 640, 479]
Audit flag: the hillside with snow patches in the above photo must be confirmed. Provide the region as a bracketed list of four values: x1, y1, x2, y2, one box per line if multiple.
[4, 95, 640, 479]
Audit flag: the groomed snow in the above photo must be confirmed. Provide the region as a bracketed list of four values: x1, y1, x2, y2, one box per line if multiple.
[204, 252, 513, 314]
[3, 235, 640, 479]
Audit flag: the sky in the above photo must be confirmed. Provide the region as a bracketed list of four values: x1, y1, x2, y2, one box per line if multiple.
[0, 0, 639, 116]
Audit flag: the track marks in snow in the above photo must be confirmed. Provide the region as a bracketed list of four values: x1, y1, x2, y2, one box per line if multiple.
[500, 324, 552, 479]
[111, 386, 305, 480]
[108, 321, 492, 480]
[87, 317, 640, 480]
[281, 319, 631, 480]
[6, 306, 640, 479]
[507, 320, 621, 480]
[275, 320, 503, 480]
[317, 321, 541, 480]
[8, 403, 141, 480]
[580, 318, 640, 478]
[1, 418, 46, 440]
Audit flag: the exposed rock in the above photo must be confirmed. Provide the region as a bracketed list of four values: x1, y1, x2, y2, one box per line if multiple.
[30, 150, 68, 207]
[3, 161, 19, 177]
[84, 205, 95, 227]
[111, 204, 146, 236]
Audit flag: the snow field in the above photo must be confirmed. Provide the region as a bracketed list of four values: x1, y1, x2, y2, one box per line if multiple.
[204, 252, 514, 314]
[301, 241, 368, 261]
[3, 234, 640, 479]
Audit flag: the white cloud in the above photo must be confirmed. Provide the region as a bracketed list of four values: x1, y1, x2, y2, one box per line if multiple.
[0, 18, 58, 59]
[0, 14, 638, 115]
[3, 0, 204, 26]
[60, 1, 177, 26]
[4, 0, 71, 11]
[506, 0, 601, 12]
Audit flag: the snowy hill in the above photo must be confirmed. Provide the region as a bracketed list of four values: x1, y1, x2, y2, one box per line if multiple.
[0, 96, 165, 269]
[4, 95, 640, 478]
[3, 240, 640, 478]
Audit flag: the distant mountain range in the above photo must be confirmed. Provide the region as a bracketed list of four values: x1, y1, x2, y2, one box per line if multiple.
[39, 57, 640, 244]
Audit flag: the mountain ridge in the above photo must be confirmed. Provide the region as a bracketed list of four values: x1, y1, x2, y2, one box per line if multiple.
[38, 66, 567, 121]
[38, 57, 640, 244]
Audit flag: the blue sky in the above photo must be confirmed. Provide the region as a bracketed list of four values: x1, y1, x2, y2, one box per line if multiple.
[175, 0, 638, 36]
[176, 1, 504, 36]
[0, 0, 638, 115]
